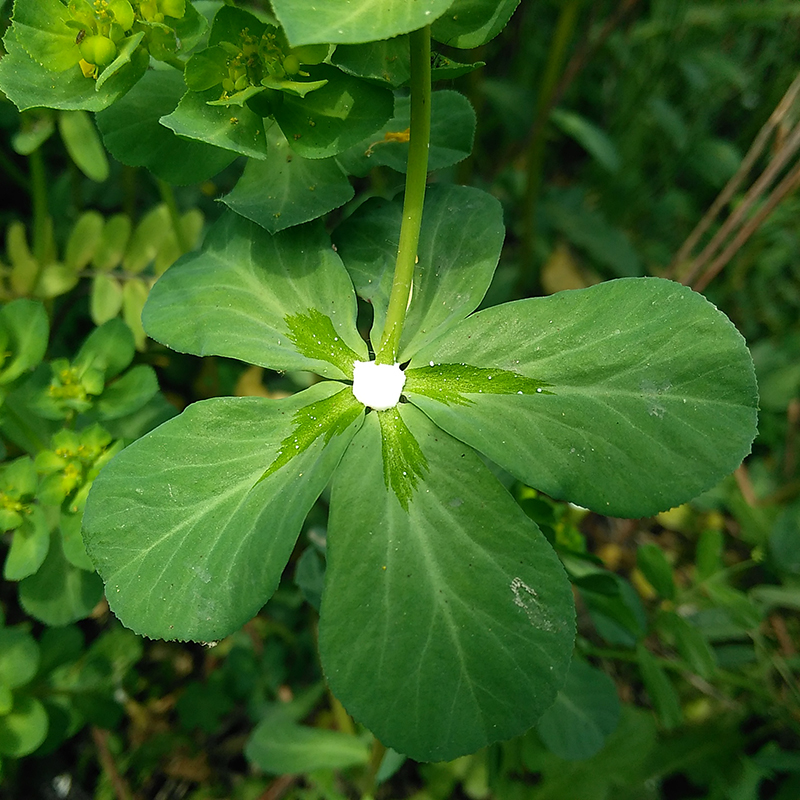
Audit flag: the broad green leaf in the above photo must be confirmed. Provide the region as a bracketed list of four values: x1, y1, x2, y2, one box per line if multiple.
[5, 221, 37, 298]
[35, 263, 80, 300]
[245, 721, 369, 774]
[143, 212, 367, 380]
[695, 528, 724, 580]
[336, 184, 503, 360]
[0, 627, 39, 688]
[636, 543, 676, 599]
[331, 37, 411, 88]
[121, 279, 149, 351]
[0, 299, 49, 385]
[432, 0, 521, 48]
[65, 211, 104, 271]
[207, 4, 269, 46]
[19, 530, 103, 626]
[12, 111, 55, 155]
[75, 317, 134, 380]
[0, 27, 148, 113]
[550, 108, 621, 173]
[636, 644, 682, 729]
[0, 695, 48, 757]
[3, 505, 50, 581]
[90, 274, 124, 326]
[92, 214, 132, 272]
[270, 0, 453, 46]
[407, 278, 758, 518]
[320, 405, 575, 762]
[272, 66, 393, 159]
[95, 364, 159, 420]
[83, 384, 364, 642]
[123, 206, 170, 274]
[58, 110, 109, 182]
[12, 0, 81, 71]
[95, 69, 236, 185]
[60, 510, 95, 571]
[337, 90, 476, 177]
[160, 90, 269, 160]
[170, 0, 210, 53]
[220, 129, 355, 233]
[184, 45, 228, 92]
[523, 706, 658, 799]
[581, 574, 647, 646]
[536, 659, 621, 761]
[294, 546, 325, 611]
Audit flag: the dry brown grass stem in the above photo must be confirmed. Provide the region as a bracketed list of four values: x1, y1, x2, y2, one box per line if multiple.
[671, 72, 800, 290]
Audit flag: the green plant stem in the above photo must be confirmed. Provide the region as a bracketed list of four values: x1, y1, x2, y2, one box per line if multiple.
[0, 148, 31, 192]
[29, 146, 49, 266]
[375, 26, 431, 365]
[360, 738, 387, 800]
[157, 178, 190, 253]
[519, 0, 581, 287]
[330, 693, 356, 736]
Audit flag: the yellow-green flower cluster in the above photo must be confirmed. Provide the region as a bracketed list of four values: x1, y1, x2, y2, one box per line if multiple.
[35, 426, 120, 508]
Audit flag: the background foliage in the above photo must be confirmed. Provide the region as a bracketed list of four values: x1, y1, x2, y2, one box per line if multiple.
[0, 0, 798, 798]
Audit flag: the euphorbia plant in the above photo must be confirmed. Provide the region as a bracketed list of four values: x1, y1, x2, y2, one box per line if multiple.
[0, 0, 758, 763]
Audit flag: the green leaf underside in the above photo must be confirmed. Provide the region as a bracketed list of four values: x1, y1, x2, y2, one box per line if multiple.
[272, 66, 394, 160]
[220, 129, 355, 233]
[246, 721, 369, 774]
[377, 407, 429, 509]
[284, 308, 363, 377]
[337, 90, 477, 177]
[0, 27, 147, 113]
[331, 37, 412, 88]
[407, 277, 759, 518]
[259, 385, 363, 482]
[13, 0, 80, 71]
[536, 659, 621, 761]
[270, 0, 454, 46]
[320, 404, 575, 762]
[143, 213, 367, 380]
[83, 383, 364, 642]
[0, 694, 48, 757]
[4, 505, 49, 581]
[0, 627, 39, 689]
[335, 184, 504, 361]
[96, 70, 236, 185]
[19, 531, 103, 626]
[431, 0, 521, 49]
[160, 90, 269, 160]
[405, 363, 550, 406]
[0, 299, 49, 384]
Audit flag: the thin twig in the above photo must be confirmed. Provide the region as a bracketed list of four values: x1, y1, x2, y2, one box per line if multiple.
[672, 71, 800, 278]
[256, 774, 296, 800]
[91, 726, 134, 800]
[771, 614, 797, 658]
[733, 464, 759, 508]
[547, 0, 642, 122]
[683, 120, 800, 288]
[785, 399, 800, 478]
[692, 159, 800, 292]
[518, 0, 642, 285]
